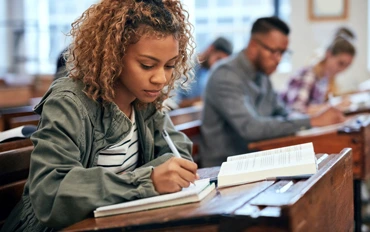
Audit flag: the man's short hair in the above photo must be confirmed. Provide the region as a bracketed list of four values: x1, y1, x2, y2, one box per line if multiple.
[251, 17, 290, 35]
[212, 37, 233, 55]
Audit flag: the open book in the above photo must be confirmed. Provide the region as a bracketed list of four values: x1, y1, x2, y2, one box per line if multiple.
[94, 178, 215, 218]
[217, 143, 318, 188]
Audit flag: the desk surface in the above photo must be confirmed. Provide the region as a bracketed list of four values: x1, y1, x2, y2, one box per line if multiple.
[168, 105, 202, 125]
[249, 114, 370, 180]
[64, 149, 353, 232]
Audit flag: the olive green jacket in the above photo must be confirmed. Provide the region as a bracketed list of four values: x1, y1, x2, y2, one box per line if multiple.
[2, 77, 192, 231]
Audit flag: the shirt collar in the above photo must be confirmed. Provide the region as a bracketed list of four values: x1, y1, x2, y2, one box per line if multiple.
[236, 50, 258, 82]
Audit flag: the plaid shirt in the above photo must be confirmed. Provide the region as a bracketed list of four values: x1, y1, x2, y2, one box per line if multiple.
[281, 66, 329, 113]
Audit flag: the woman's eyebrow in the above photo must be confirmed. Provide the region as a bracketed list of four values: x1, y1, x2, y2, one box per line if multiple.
[138, 55, 178, 62]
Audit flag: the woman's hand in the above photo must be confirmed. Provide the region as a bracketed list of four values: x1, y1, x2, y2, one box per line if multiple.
[151, 157, 199, 194]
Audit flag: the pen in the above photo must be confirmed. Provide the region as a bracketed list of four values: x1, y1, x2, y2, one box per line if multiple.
[162, 129, 198, 186]
[162, 129, 181, 158]
[265, 174, 313, 181]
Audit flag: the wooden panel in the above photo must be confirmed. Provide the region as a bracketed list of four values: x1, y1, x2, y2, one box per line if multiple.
[9, 114, 40, 129]
[0, 146, 33, 228]
[0, 180, 26, 228]
[0, 146, 33, 185]
[222, 149, 353, 232]
[0, 116, 3, 131]
[361, 123, 370, 180]
[32, 75, 53, 98]
[169, 105, 202, 125]
[0, 139, 33, 152]
[0, 106, 35, 131]
[0, 86, 32, 108]
[175, 120, 201, 166]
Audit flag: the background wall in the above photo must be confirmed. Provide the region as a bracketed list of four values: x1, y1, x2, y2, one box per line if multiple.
[271, 0, 369, 95]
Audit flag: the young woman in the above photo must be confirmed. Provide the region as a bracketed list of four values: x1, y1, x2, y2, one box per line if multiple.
[281, 30, 356, 114]
[2, 0, 198, 231]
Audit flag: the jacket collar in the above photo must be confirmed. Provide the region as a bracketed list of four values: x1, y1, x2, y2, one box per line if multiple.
[34, 77, 157, 144]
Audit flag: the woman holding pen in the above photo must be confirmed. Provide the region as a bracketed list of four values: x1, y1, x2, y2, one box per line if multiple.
[281, 27, 356, 115]
[2, 0, 199, 231]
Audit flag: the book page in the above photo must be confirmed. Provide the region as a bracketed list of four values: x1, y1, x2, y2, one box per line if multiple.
[218, 148, 317, 188]
[221, 149, 316, 175]
[227, 142, 313, 162]
[0, 126, 26, 142]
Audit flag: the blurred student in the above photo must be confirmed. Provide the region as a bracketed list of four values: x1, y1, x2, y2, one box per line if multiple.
[176, 37, 233, 108]
[54, 47, 68, 80]
[281, 27, 356, 114]
[200, 17, 345, 167]
[2, 0, 198, 231]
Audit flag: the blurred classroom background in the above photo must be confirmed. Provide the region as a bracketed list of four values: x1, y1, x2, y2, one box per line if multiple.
[0, 0, 367, 100]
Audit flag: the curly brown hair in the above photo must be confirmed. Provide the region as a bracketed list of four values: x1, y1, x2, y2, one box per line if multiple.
[67, 0, 195, 109]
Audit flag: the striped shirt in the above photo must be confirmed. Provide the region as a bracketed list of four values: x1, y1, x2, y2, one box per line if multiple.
[97, 108, 139, 174]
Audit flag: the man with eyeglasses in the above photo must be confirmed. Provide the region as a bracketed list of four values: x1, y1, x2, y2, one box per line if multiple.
[200, 16, 345, 167]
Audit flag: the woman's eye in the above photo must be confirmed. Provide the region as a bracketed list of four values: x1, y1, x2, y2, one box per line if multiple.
[141, 64, 153, 70]
[165, 65, 176, 69]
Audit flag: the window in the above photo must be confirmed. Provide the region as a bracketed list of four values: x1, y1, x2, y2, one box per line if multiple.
[195, 0, 209, 8]
[0, 0, 97, 75]
[0, 0, 291, 76]
[217, 0, 233, 7]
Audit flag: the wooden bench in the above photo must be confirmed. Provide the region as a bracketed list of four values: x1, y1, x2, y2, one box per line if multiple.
[169, 106, 203, 167]
[0, 146, 33, 229]
[0, 106, 36, 131]
[175, 120, 201, 166]
[169, 105, 202, 125]
[0, 139, 33, 153]
[0, 86, 32, 108]
[9, 115, 40, 129]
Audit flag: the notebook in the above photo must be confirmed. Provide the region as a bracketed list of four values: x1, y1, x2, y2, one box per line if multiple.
[94, 178, 215, 218]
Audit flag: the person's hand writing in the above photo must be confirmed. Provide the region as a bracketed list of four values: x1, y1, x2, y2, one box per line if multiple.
[151, 157, 199, 194]
[335, 96, 352, 111]
[310, 106, 346, 127]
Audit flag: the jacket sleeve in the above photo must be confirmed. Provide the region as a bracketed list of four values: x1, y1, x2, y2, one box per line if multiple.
[206, 68, 311, 142]
[29, 93, 159, 229]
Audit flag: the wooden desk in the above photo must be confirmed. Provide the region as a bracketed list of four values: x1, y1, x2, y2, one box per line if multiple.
[249, 115, 370, 180]
[64, 149, 353, 232]
[0, 86, 32, 108]
[168, 106, 202, 166]
[168, 105, 202, 125]
[0, 139, 32, 152]
[249, 115, 370, 232]
[0, 146, 33, 228]
[331, 91, 370, 116]
[0, 106, 36, 131]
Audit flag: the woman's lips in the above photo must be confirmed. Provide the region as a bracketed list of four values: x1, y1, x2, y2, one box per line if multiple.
[144, 90, 161, 98]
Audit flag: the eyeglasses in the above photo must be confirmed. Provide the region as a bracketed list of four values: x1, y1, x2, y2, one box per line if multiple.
[254, 39, 292, 57]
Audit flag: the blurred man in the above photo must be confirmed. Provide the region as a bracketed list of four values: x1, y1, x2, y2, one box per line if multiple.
[177, 37, 233, 108]
[200, 17, 345, 167]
